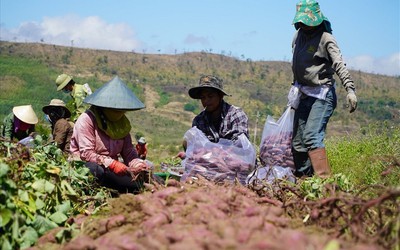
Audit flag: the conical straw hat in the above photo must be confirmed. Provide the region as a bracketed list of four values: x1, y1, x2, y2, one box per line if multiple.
[84, 76, 145, 110]
[12, 105, 38, 124]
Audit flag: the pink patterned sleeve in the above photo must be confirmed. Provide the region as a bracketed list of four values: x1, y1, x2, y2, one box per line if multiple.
[72, 112, 112, 166]
[121, 135, 139, 166]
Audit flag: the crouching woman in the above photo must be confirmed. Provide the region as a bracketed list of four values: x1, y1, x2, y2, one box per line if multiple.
[70, 76, 149, 193]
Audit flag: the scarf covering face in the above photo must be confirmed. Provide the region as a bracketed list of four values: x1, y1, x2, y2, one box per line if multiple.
[14, 116, 32, 133]
[90, 106, 131, 140]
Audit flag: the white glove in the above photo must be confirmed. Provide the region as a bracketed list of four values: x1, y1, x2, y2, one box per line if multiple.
[346, 90, 357, 113]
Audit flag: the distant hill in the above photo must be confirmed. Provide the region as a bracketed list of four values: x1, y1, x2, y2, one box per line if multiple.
[1, 41, 399, 160]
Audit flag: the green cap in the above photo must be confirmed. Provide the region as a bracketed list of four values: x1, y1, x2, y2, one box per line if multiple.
[55, 73, 73, 91]
[292, 0, 329, 27]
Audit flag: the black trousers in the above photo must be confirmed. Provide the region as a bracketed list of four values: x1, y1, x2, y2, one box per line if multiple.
[85, 162, 146, 193]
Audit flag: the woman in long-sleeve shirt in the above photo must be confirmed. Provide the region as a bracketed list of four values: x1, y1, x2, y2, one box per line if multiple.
[290, 0, 358, 178]
[70, 76, 149, 193]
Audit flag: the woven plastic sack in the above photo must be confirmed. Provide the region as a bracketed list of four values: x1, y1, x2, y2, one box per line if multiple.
[181, 127, 256, 185]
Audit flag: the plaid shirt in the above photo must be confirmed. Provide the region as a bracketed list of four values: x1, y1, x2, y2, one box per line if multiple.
[192, 100, 249, 143]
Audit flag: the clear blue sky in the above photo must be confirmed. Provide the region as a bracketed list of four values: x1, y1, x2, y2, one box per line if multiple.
[1, 0, 399, 76]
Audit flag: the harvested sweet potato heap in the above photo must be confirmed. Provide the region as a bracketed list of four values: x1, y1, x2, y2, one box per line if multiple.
[33, 177, 392, 250]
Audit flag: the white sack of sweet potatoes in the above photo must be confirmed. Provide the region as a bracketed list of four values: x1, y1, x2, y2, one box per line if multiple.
[181, 127, 256, 185]
[259, 107, 295, 171]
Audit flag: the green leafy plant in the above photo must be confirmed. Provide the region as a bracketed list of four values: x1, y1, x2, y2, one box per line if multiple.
[299, 173, 353, 200]
[0, 138, 111, 249]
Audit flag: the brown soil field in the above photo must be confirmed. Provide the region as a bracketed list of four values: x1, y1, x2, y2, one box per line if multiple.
[29, 176, 397, 250]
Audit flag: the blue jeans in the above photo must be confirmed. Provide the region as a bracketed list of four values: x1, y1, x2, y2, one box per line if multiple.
[292, 87, 337, 176]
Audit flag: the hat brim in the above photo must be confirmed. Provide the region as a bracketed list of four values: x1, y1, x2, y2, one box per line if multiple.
[84, 76, 145, 110]
[56, 81, 69, 91]
[293, 16, 324, 27]
[188, 86, 230, 99]
[13, 105, 38, 124]
[42, 105, 71, 118]
[56, 76, 72, 91]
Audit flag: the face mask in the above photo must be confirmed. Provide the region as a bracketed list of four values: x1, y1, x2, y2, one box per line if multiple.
[102, 108, 126, 122]
[302, 28, 316, 35]
[44, 114, 52, 123]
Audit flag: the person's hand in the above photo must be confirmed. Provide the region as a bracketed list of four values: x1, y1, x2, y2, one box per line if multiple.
[29, 132, 38, 138]
[128, 158, 149, 174]
[175, 151, 186, 160]
[109, 160, 128, 175]
[346, 90, 357, 113]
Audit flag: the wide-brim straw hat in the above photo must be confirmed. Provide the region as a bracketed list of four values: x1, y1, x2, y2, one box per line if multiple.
[42, 99, 71, 118]
[84, 76, 145, 110]
[188, 75, 230, 99]
[12, 105, 38, 124]
[292, 0, 330, 27]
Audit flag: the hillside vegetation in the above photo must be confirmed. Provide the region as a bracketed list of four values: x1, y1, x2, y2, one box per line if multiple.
[0, 41, 399, 160]
[0, 41, 399, 250]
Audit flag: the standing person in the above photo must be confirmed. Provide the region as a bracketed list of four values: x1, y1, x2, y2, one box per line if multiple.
[177, 75, 249, 160]
[290, 0, 358, 177]
[1, 105, 38, 142]
[135, 137, 147, 160]
[70, 76, 150, 193]
[42, 99, 74, 153]
[55, 73, 92, 121]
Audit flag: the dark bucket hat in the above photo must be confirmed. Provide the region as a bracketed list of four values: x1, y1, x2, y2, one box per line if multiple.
[84, 76, 145, 110]
[188, 75, 230, 99]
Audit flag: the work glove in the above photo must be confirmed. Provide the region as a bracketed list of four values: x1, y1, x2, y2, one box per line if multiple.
[109, 160, 128, 175]
[175, 151, 186, 160]
[346, 90, 357, 113]
[128, 158, 149, 174]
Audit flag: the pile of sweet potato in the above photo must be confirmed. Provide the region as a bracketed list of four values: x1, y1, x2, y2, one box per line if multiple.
[31, 178, 381, 250]
[182, 146, 254, 185]
[259, 131, 295, 170]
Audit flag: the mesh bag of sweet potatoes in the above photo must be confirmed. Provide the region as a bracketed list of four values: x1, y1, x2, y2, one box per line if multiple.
[181, 127, 256, 185]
